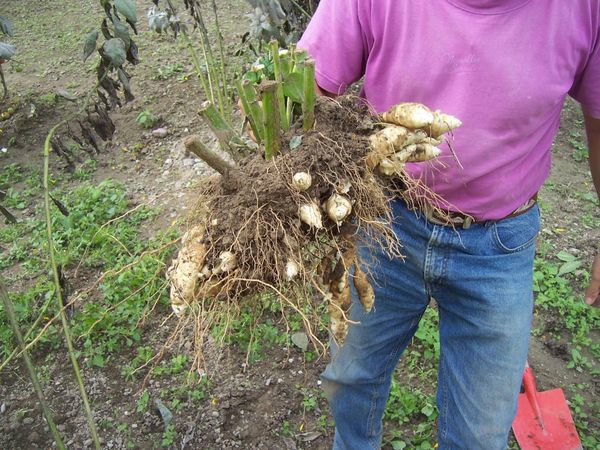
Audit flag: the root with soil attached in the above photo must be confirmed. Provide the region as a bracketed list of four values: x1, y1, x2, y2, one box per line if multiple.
[167, 95, 460, 370]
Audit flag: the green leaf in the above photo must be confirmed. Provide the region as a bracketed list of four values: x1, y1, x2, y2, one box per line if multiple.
[0, 16, 13, 37]
[391, 441, 407, 450]
[103, 38, 127, 67]
[557, 260, 581, 277]
[83, 30, 99, 62]
[112, 18, 131, 49]
[282, 72, 304, 104]
[556, 250, 576, 262]
[115, 0, 137, 24]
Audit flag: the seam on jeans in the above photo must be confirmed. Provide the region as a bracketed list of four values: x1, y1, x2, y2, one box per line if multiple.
[424, 226, 440, 296]
[367, 311, 426, 445]
[439, 353, 450, 446]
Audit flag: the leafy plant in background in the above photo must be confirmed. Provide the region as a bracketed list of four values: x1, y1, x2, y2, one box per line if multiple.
[0, 15, 16, 98]
[83, 0, 140, 106]
[246, 0, 319, 45]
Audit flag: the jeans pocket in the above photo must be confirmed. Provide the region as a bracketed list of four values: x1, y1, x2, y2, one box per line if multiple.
[492, 204, 541, 253]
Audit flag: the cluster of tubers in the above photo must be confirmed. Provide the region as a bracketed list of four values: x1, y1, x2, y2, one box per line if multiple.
[368, 103, 461, 176]
[167, 101, 461, 345]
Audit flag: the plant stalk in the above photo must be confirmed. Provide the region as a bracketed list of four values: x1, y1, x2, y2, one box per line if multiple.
[184, 135, 234, 174]
[302, 59, 316, 132]
[237, 79, 265, 143]
[43, 99, 102, 450]
[259, 80, 281, 160]
[198, 101, 246, 159]
[270, 40, 288, 130]
[0, 278, 66, 450]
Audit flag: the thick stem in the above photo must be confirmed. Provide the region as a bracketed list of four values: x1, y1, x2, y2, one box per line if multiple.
[236, 79, 264, 143]
[43, 87, 103, 450]
[184, 135, 234, 174]
[199, 101, 246, 159]
[259, 80, 281, 160]
[270, 40, 288, 130]
[302, 59, 316, 132]
[0, 278, 66, 450]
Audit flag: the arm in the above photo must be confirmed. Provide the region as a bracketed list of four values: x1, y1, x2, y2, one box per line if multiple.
[583, 107, 600, 307]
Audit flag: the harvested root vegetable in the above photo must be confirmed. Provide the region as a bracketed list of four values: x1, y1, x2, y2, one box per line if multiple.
[367, 126, 427, 169]
[325, 194, 352, 225]
[286, 259, 299, 280]
[353, 263, 375, 313]
[292, 172, 312, 191]
[429, 111, 462, 138]
[406, 144, 441, 162]
[299, 202, 323, 228]
[167, 226, 207, 316]
[217, 251, 237, 273]
[381, 103, 434, 129]
[378, 158, 405, 176]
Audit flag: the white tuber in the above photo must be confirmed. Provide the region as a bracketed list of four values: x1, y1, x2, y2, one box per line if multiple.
[292, 172, 312, 191]
[378, 158, 405, 176]
[286, 260, 300, 280]
[429, 110, 462, 138]
[325, 194, 352, 225]
[299, 202, 323, 228]
[382, 103, 435, 129]
[218, 251, 237, 273]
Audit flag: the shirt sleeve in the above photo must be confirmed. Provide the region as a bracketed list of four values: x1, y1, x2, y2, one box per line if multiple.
[570, 27, 600, 118]
[297, 0, 371, 95]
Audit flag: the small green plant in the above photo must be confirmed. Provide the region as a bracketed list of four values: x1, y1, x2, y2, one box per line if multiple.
[161, 424, 177, 447]
[136, 109, 159, 129]
[136, 390, 150, 413]
[153, 62, 185, 81]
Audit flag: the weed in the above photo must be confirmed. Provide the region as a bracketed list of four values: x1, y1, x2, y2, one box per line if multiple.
[161, 424, 177, 447]
[153, 62, 185, 81]
[136, 109, 159, 129]
[136, 390, 150, 413]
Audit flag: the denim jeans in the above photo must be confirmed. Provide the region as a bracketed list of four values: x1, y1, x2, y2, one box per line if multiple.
[321, 199, 541, 450]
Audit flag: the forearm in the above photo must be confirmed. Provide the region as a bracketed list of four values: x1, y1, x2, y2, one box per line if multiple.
[583, 108, 600, 199]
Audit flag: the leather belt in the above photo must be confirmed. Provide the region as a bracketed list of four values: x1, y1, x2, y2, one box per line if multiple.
[422, 193, 538, 229]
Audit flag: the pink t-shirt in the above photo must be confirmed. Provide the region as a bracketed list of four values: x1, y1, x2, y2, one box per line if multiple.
[299, 0, 600, 220]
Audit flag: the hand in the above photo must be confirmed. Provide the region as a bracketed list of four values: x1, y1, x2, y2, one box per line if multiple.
[584, 253, 600, 307]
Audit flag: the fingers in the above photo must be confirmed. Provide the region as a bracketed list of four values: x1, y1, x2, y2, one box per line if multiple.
[584, 253, 600, 307]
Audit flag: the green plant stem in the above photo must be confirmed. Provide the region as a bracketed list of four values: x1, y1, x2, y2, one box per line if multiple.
[270, 40, 288, 130]
[199, 101, 246, 159]
[0, 292, 54, 373]
[259, 80, 281, 160]
[237, 79, 265, 143]
[0, 278, 66, 450]
[180, 32, 211, 105]
[210, 0, 231, 115]
[194, 7, 227, 118]
[302, 59, 316, 132]
[42, 91, 102, 450]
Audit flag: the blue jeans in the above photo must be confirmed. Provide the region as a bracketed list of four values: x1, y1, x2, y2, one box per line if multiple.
[322, 199, 540, 450]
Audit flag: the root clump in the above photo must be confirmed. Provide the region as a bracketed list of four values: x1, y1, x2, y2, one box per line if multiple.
[168, 96, 460, 358]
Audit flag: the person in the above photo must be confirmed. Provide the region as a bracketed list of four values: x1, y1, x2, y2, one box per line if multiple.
[297, 1, 600, 449]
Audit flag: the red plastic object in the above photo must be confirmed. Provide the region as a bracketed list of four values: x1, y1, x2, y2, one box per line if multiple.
[512, 365, 583, 450]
